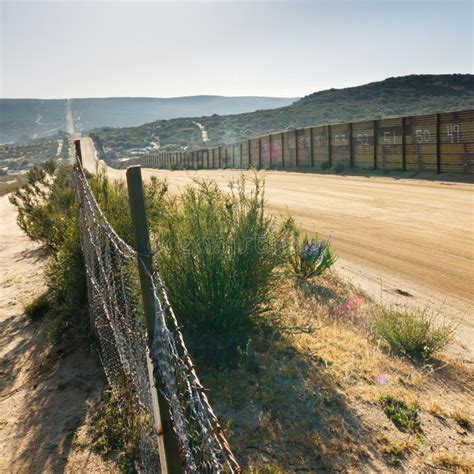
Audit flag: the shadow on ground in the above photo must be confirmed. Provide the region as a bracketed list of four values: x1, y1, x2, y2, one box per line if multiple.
[0, 310, 105, 473]
[269, 167, 474, 185]
[201, 330, 382, 471]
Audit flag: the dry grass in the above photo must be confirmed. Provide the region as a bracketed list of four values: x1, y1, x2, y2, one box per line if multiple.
[0, 175, 23, 196]
[201, 272, 474, 472]
[451, 411, 473, 431]
[432, 453, 474, 473]
[377, 436, 413, 465]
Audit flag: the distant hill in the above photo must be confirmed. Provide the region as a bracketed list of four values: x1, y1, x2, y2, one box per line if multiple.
[93, 74, 474, 158]
[0, 96, 298, 143]
[0, 99, 67, 144]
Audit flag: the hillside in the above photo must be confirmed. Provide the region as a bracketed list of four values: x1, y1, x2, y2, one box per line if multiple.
[0, 99, 67, 144]
[93, 74, 474, 158]
[0, 96, 297, 144]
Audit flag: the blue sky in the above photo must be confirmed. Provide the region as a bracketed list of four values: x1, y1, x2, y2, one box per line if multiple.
[1, 0, 472, 98]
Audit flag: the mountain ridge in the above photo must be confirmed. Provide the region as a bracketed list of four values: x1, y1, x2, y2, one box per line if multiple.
[0, 95, 298, 143]
[92, 74, 474, 158]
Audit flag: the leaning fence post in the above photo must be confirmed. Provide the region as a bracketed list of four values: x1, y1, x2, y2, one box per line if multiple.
[74, 139, 83, 166]
[126, 165, 183, 474]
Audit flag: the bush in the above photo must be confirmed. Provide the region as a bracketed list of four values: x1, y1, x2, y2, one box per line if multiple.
[9, 161, 87, 338]
[170, 162, 182, 171]
[45, 219, 88, 338]
[380, 396, 421, 433]
[10, 162, 132, 340]
[90, 168, 133, 243]
[370, 306, 455, 359]
[287, 224, 336, 280]
[333, 162, 345, 173]
[24, 293, 51, 320]
[151, 175, 293, 365]
[321, 161, 331, 170]
[9, 159, 68, 253]
[89, 389, 151, 471]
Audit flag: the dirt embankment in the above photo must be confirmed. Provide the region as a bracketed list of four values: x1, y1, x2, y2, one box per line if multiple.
[80, 137, 474, 362]
[0, 194, 115, 472]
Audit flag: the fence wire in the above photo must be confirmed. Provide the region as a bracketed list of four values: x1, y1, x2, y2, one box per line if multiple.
[72, 160, 240, 473]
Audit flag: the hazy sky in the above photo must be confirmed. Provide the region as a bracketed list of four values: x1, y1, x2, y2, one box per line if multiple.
[1, 0, 472, 98]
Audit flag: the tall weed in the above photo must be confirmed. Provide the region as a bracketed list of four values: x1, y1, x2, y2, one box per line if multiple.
[150, 176, 293, 364]
[370, 305, 456, 359]
[287, 223, 336, 281]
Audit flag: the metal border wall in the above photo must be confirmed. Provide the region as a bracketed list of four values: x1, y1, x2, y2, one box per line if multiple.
[117, 109, 474, 174]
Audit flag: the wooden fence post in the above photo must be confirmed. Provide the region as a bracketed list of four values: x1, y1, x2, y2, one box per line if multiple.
[74, 139, 83, 166]
[126, 166, 183, 474]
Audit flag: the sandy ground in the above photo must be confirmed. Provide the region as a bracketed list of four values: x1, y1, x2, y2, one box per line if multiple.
[0, 194, 116, 473]
[80, 137, 474, 362]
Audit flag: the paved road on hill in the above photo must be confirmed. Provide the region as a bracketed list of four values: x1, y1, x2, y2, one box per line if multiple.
[79, 137, 474, 360]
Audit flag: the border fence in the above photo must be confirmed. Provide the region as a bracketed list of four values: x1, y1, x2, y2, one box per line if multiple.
[73, 141, 240, 473]
[116, 109, 474, 174]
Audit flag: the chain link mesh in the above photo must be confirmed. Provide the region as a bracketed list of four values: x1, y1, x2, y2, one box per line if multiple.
[72, 160, 240, 473]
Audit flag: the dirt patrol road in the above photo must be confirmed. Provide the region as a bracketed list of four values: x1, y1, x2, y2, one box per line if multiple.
[79, 137, 474, 360]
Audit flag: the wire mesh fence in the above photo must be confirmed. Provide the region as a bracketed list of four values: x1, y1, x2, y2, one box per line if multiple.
[72, 158, 240, 473]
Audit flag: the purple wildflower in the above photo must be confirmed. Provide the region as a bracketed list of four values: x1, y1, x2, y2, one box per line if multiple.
[302, 241, 326, 260]
[376, 373, 390, 385]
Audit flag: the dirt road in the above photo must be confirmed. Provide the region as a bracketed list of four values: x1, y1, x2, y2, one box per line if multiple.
[79, 137, 474, 359]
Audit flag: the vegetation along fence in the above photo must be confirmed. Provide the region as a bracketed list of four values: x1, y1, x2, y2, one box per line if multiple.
[73, 141, 240, 473]
[117, 109, 474, 174]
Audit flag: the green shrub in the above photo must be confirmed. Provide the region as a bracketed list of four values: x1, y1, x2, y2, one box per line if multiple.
[89, 389, 151, 471]
[333, 162, 345, 173]
[45, 219, 88, 338]
[9, 160, 56, 251]
[380, 396, 421, 433]
[90, 168, 133, 243]
[370, 306, 455, 359]
[170, 162, 182, 171]
[24, 293, 51, 320]
[10, 161, 88, 338]
[287, 224, 336, 281]
[10, 162, 132, 340]
[151, 175, 292, 365]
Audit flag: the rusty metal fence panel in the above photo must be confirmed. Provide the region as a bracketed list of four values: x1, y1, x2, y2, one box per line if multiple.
[225, 146, 231, 168]
[352, 120, 374, 169]
[269, 132, 283, 168]
[440, 110, 474, 173]
[249, 138, 259, 167]
[330, 123, 350, 168]
[311, 125, 330, 167]
[260, 135, 271, 168]
[296, 128, 312, 167]
[377, 117, 404, 171]
[239, 140, 249, 168]
[282, 130, 297, 167]
[405, 113, 437, 171]
[231, 143, 239, 168]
